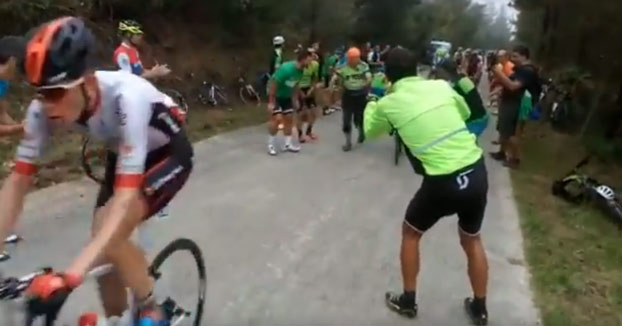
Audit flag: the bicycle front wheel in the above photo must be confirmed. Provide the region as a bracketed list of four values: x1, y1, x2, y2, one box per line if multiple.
[149, 238, 207, 326]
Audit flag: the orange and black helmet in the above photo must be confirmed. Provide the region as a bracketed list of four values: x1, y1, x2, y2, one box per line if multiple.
[25, 17, 95, 88]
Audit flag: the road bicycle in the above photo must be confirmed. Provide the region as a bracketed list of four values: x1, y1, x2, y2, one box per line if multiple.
[552, 157, 622, 226]
[0, 237, 206, 326]
[197, 80, 229, 107]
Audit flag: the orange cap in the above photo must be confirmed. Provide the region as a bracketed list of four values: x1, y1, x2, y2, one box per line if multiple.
[346, 47, 361, 60]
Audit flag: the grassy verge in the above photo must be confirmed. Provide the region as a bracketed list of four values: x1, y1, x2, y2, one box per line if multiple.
[0, 104, 266, 188]
[511, 124, 622, 326]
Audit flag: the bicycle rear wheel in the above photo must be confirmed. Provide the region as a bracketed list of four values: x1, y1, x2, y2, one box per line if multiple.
[81, 137, 106, 185]
[149, 238, 206, 326]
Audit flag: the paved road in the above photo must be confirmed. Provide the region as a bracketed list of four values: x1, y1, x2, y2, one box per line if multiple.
[1, 98, 540, 325]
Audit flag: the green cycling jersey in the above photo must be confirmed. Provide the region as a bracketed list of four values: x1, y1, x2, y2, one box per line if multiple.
[272, 61, 302, 98]
[336, 61, 371, 92]
[299, 60, 319, 88]
[371, 72, 388, 90]
[364, 76, 482, 176]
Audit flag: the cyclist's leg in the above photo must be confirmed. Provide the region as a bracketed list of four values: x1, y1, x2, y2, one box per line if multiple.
[91, 147, 192, 319]
[279, 97, 298, 151]
[355, 94, 367, 142]
[296, 89, 309, 142]
[386, 178, 449, 314]
[268, 105, 282, 153]
[92, 204, 153, 312]
[342, 93, 354, 151]
[306, 92, 318, 139]
[92, 153, 132, 317]
[456, 160, 489, 322]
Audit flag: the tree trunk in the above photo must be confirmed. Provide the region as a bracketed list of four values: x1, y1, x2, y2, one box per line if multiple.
[309, 0, 318, 44]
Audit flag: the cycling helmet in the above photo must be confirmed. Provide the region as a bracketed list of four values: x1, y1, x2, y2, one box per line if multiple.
[596, 185, 616, 201]
[273, 35, 285, 46]
[24, 17, 95, 88]
[118, 20, 144, 36]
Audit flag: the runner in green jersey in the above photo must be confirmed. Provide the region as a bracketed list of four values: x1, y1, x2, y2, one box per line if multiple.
[296, 50, 320, 143]
[334, 47, 371, 151]
[363, 47, 490, 326]
[266, 50, 312, 156]
[322, 51, 340, 115]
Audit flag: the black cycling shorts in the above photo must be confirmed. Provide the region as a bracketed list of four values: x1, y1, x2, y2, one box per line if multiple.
[95, 144, 193, 219]
[95, 103, 194, 220]
[404, 157, 488, 236]
[299, 87, 316, 110]
[273, 97, 294, 115]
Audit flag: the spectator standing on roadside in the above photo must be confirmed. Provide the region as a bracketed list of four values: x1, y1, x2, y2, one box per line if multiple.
[115, 20, 170, 79]
[380, 44, 391, 62]
[489, 50, 514, 115]
[0, 36, 25, 138]
[490, 45, 540, 169]
[362, 42, 372, 63]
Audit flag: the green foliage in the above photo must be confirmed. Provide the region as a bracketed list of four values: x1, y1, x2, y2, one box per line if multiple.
[0, 0, 513, 52]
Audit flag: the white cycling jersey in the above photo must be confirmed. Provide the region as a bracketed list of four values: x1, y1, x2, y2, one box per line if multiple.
[15, 70, 183, 187]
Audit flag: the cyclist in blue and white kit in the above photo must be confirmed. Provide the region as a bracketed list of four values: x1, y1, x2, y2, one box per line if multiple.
[0, 17, 192, 325]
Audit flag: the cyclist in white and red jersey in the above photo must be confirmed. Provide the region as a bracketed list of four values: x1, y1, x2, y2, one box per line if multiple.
[114, 19, 170, 79]
[0, 17, 192, 325]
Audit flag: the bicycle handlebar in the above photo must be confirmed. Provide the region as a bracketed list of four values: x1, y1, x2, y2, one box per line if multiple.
[0, 268, 51, 300]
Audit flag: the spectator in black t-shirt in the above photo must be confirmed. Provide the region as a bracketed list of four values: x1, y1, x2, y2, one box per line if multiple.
[490, 45, 539, 169]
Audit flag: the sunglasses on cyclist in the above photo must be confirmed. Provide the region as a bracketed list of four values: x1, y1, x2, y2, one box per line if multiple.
[36, 77, 85, 102]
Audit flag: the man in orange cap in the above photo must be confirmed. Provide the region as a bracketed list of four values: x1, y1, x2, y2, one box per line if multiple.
[333, 47, 371, 151]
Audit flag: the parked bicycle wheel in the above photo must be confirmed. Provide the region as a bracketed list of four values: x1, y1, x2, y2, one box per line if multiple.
[239, 85, 261, 106]
[149, 238, 207, 326]
[81, 136, 107, 185]
[215, 86, 229, 106]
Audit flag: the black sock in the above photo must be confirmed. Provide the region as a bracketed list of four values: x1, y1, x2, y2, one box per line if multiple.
[306, 124, 313, 135]
[402, 291, 416, 305]
[298, 129, 303, 138]
[472, 296, 487, 314]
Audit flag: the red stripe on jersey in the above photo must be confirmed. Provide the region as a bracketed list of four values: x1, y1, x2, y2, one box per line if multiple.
[14, 161, 37, 176]
[114, 174, 144, 188]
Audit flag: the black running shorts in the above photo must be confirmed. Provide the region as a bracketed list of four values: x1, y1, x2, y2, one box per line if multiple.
[272, 97, 294, 115]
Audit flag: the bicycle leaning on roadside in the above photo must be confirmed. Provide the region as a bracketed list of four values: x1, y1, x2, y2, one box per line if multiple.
[197, 80, 229, 107]
[0, 238, 206, 326]
[552, 156, 622, 226]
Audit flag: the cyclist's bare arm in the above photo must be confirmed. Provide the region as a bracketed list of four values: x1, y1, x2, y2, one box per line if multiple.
[0, 124, 23, 136]
[268, 79, 277, 105]
[0, 101, 48, 252]
[0, 172, 32, 253]
[141, 65, 169, 80]
[66, 188, 141, 276]
[117, 53, 168, 79]
[0, 99, 17, 124]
